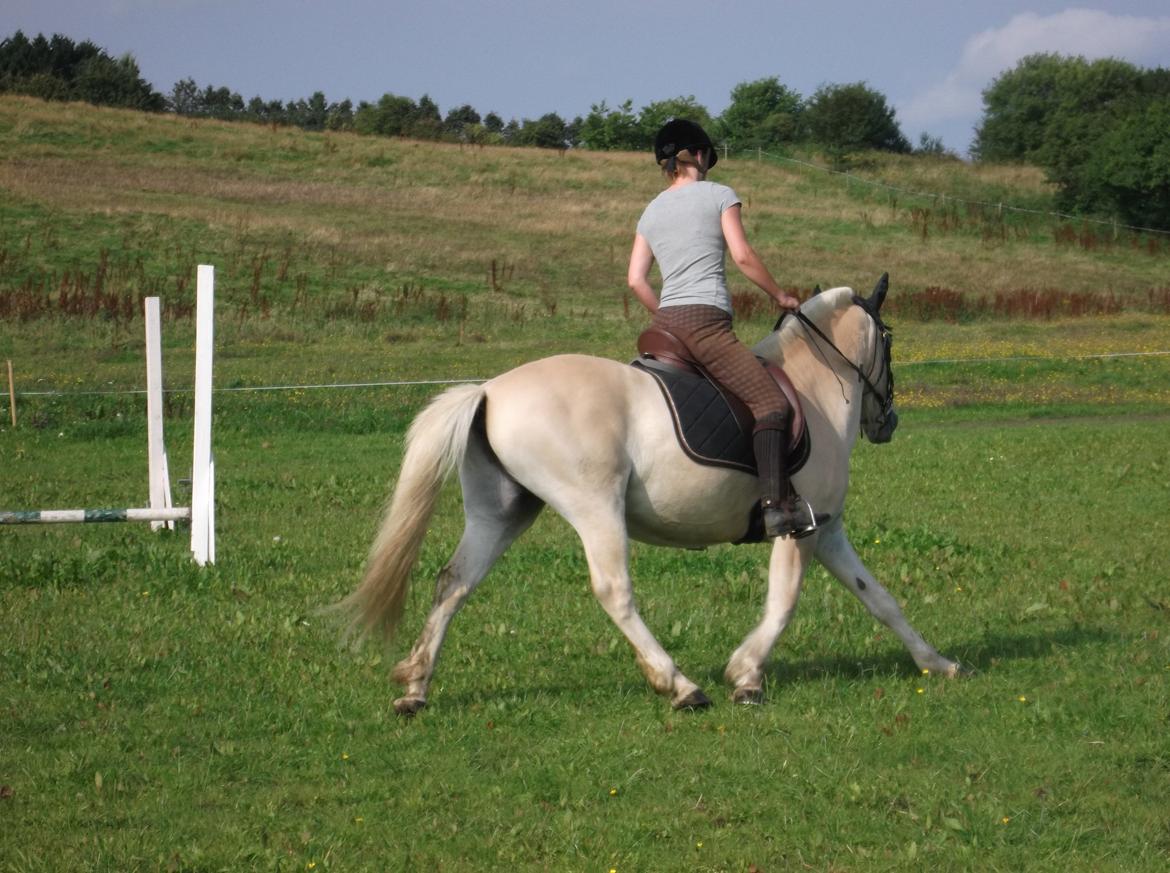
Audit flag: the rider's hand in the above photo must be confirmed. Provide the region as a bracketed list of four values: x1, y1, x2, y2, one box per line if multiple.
[776, 293, 801, 311]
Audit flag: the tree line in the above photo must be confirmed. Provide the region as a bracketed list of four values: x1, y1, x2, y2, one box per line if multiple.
[0, 29, 934, 155]
[2, 31, 1167, 228]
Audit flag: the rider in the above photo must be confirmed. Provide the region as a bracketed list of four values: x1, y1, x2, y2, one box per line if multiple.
[627, 118, 828, 539]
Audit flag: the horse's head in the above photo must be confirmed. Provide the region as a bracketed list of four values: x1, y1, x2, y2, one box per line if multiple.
[763, 275, 898, 443]
[852, 274, 897, 444]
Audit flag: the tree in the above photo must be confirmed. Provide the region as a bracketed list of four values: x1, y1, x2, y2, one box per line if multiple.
[327, 99, 354, 131]
[565, 115, 582, 148]
[973, 54, 1145, 165]
[0, 30, 163, 110]
[247, 96, 287, 125]
[483, 112, 504, 134]
[301, 91, 328, 131]
[638, 96, 713, 144]
[169, 77, 199, 114]
[354, 93, 419, 136]
[718, 77, 803, 149]
[973, 53, 1170, 227]
[513, 113, 568, 149]
[973, 54, 1085, 162]
[196, 84, 244, 119]
[804, 82, 910, 159]
[443, 104, 481, 140]
[1080, 96, 1170, 227]
[577, 99, 641, 151]
[73, 52, 164, 111]
[915, 132, 957, 159]
[1031, 58, 1144, 198]
[409, 94, 443, 139]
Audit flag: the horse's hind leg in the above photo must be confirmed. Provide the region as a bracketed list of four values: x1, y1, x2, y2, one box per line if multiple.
[814, 524, 960, 676]
[391, 436, 543, 715]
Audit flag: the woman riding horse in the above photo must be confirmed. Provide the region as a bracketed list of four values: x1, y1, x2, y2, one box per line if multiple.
[627, 119, 828, 539]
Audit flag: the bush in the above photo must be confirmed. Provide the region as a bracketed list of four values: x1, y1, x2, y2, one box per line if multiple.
[804, 82, 910, 162]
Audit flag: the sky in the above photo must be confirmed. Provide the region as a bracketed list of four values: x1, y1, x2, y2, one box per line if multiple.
[7, 1, 1170, 156]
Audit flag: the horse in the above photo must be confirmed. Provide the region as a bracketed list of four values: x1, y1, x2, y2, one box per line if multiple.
[338, 277, 960, 714]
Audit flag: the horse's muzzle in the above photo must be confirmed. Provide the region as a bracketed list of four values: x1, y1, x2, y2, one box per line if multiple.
[869, 410, 898, 444]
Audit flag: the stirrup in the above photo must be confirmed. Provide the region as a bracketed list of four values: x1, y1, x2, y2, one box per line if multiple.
[763, 497, 830, 539]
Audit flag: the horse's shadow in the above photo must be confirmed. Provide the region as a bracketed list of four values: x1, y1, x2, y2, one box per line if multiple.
[698, 622, 1115, 689]
[431, 624, 1114, 711]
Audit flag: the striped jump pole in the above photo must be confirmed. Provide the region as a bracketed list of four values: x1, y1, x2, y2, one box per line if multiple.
[2, 265, 216, 565]
[1, 508, 192, 524]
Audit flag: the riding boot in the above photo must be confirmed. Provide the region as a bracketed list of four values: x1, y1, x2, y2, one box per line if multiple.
[753, 423, 830, 539]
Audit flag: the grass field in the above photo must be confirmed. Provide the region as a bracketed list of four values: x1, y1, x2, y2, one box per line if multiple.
[2, 96, 1169, 871]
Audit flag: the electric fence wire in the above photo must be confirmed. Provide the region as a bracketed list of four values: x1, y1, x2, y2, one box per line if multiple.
[12, 351, 1170, 398]
[727, 146, 1170, 238]
[8, 148, 1169, 401]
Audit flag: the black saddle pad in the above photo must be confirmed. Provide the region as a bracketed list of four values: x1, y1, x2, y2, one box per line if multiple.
[631, 358, 811, 476]
[632, 358, 759, 474]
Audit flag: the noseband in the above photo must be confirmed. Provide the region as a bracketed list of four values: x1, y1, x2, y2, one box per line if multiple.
[789, 301, 895, 432]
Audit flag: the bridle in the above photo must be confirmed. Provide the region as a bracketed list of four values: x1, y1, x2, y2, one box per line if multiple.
[783, 300, 895, 434]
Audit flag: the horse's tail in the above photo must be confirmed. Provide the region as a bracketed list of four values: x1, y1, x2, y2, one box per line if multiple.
[339, 382, 486, 640]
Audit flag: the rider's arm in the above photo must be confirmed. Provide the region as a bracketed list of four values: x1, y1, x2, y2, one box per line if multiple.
[721, 205, 800, 311]
[627, 233, 660, 314]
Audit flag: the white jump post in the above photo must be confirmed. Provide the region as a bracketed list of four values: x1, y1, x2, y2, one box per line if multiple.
[145, 296, 174, 531]
[189, 265, 216, 566]
[1, 265, 216, 566]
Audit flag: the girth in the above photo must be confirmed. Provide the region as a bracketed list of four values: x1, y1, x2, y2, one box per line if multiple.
[633, 325, 810, 476]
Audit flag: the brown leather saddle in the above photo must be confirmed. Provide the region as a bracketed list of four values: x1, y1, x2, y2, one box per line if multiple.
[633, 325, 810, 476]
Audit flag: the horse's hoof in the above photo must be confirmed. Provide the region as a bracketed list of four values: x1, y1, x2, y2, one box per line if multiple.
[393, 696, 427, 716]
[672, 688, 713, 711]
[732, 686, 764, 705]
[924, 661, 970, 679]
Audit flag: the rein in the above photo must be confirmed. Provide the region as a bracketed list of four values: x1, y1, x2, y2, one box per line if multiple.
[790, 304, 894, 424]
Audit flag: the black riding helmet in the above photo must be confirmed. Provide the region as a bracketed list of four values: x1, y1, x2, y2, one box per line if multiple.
[653, 118, 718, 169]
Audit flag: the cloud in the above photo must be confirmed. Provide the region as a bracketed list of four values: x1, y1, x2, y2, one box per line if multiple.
[899, 8, 1170, 138]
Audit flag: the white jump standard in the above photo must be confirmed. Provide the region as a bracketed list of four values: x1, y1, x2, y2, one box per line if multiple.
[1, 265, 217, 566]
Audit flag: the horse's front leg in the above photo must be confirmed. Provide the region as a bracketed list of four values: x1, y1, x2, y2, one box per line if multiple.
[724, 535, 815, 704]
[575, 508, 711, 710]
[814, 523, 961, 676]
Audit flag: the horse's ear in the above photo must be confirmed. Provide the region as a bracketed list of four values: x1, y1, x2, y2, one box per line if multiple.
[812, 284, 822, 296]
[869, 273, 889, 310]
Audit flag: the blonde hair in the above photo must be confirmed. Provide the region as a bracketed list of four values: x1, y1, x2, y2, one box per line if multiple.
[659, 147, 708, 181]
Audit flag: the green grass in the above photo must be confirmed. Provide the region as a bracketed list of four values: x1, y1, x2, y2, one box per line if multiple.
[2, 95, 1170, 871]
[2, 402, 1168, 871]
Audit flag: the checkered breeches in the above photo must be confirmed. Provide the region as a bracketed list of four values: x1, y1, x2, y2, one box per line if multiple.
[650, 305, 789, 424]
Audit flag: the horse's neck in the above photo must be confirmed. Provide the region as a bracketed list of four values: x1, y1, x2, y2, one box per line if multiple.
[757, 310, 866, 447]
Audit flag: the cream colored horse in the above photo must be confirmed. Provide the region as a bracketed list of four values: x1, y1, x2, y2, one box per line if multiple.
[339, 282, 959, 714]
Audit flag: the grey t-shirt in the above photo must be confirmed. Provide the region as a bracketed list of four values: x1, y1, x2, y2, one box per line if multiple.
[636, 181, 742, 314]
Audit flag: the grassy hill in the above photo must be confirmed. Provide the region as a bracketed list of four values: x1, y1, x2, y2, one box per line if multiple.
[2, 94, 1166, 322]
[1, 93, 1168, 408]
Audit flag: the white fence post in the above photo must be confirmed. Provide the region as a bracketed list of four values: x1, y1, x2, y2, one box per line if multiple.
[144, 297, 175, 531]
[190, 265, 216, 565]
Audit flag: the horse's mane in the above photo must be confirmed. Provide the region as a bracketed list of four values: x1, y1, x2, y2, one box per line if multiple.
[753, 286, 856, 364]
